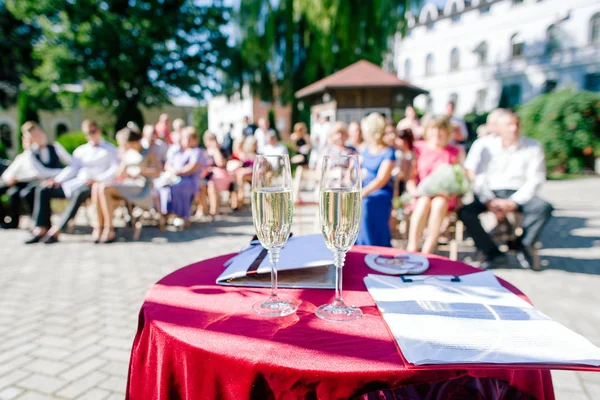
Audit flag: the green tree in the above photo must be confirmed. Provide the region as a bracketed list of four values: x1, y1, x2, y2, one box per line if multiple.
[0, 1, 37, 109]
[231, 0, 421, 122]
[8, 0, 232, 132]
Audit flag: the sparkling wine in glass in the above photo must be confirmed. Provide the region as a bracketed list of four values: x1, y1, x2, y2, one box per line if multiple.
[316, 155, 363, 321]
[251, 154, 299, 317]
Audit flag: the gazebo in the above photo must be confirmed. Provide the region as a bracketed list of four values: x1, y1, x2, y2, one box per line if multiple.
[295, 60, 427, 125]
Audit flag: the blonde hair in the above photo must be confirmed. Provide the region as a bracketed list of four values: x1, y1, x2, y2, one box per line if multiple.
[423, 115, 452, 146]
[181, 126, 198, 141]
[203, 130, 217, 146]
[361, 113, 386, 146]
[328, 121, 348, 143]
[21, 121, 39, 136]
[293, 122, 307, 135]
[172, 118, 185, 131]
[487, 108, 508, 125]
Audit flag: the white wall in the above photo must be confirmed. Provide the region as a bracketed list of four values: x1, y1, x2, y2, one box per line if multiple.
[397, 0, 600, 116]
[207, 86, 254, 141]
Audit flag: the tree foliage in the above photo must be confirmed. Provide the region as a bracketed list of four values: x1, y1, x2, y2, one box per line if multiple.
[518, 89, 600, 173]
[7, 0, 232, 131]
[0, 1, 38, 108]
[231, 0, 420, 119]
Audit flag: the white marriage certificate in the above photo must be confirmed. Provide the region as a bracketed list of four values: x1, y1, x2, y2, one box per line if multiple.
[364, 271, 600, 367]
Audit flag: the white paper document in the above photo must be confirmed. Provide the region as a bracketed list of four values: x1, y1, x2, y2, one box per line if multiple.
[364, 271, 600, 367]
[216, 234, 335, 288]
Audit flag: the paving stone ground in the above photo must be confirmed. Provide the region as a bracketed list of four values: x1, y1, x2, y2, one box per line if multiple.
[0, 178, 599, 399]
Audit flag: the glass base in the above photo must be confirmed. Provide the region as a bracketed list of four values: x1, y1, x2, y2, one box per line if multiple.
[316, 301, 363, 322]
[253, 296, 299, 317]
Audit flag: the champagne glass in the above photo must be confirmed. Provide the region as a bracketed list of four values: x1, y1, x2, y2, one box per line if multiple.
[316, 155, 362, 321]
[251, 154, 299, 317]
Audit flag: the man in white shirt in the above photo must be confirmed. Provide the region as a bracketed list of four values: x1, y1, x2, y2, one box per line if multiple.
[254, 118, 277, 154]
[26, 120, 119, 244]
[261, 132, 288, 156]
[0, 122, 71, 228]
[446, 101, 469, 143]
[459, 111, 553, 269]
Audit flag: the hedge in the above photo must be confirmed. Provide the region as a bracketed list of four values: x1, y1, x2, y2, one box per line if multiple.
[518, 89, 600, 173]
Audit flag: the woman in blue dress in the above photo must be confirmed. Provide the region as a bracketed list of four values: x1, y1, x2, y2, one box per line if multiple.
[356, 113, 396, 247]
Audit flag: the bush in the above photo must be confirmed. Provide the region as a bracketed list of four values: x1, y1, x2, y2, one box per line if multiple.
[518, 89, 600, 173]
[0, 140, 7, 159]
[56, 131, 88, 154]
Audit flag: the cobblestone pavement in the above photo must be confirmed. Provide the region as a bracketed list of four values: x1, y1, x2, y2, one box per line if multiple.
[0, 178, 599, 399]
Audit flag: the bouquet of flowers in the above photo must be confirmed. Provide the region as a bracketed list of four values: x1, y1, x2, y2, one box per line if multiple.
[393, 164, 470, 209]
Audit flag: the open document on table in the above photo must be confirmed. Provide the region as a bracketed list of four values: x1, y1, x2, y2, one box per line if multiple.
[364, 270, 600, 367]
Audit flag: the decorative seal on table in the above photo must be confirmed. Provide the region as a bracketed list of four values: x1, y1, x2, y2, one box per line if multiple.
[364, 253, 429, 275]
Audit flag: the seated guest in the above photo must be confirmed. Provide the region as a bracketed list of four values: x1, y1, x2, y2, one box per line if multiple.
[158, 128, 205, 222]
[397, 105, 423, 139]
[93, 124, 161, 243]
[261, 131, 288, 156]
[322, 122, 356, 158]
[406, 115, 465, 254]
[234, 136, 258, 207]
[202, 131, 233, 216]
[0, 122, 71, 228]
[26, 120, 118, 244]
[155, 113, 172, 144]
[356, 113, 396, 247]
[289, 122, 312, 166]
[165, 120, 183, 163]
[142, 124, 168, 165]
[459, 111, 552, 269]
[346, 121, 364, 152]
[392, 128, 415, 197]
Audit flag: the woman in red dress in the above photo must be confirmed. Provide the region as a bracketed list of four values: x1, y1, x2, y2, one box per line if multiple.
[406, 115, 465, 254]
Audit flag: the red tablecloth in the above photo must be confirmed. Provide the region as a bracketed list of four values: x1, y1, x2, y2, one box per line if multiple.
[127, 246, 556, 400]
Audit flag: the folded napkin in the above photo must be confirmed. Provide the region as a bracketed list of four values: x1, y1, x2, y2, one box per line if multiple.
[217, 234, 335, 288]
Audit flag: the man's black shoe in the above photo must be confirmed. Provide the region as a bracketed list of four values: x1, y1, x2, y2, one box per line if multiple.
[515, 245, 534, 269]
[24, 234, 44, 244]
[480, 251, 507, 270]
[42, 235, 59, 245]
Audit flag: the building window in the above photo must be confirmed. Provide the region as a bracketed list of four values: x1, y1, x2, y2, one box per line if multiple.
[0, 123, 12, 150]
[475, 89, 487, 113]
[475, 41, 488, 66]
[404, 59, 411, 80]
[480, 6, 490, 14]
[451, 3, 460, 23]
[425, 53, 435, 76]
[450, 48, 460, 71]
[584, 73, 600, 92]
[510, 33, 524, 58]
[546, 25, 561, 54]
[590, 13, 600, 44]
[501, 84, 521, 107]
[55, 123, 69, 137]
[543, 80, 558, 94]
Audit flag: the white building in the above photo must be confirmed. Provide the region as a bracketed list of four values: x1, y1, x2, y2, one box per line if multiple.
[208, 85, 292, 142]
[396, 0, 600, 116]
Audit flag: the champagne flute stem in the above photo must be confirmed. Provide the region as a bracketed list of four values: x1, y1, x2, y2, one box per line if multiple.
[333, 250, 346, 305]
[268, 248, 280, 300]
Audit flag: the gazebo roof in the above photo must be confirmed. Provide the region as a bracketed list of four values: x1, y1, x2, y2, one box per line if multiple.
[295, 60, 427, 99]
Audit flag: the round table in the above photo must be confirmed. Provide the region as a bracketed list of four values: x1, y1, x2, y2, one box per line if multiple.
[126, 246, 554, 400]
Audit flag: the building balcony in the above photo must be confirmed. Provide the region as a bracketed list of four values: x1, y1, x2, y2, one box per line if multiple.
[494, 45, 600, 77]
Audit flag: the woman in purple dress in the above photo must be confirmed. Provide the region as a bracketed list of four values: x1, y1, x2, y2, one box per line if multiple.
[157, 127, 205, 222]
